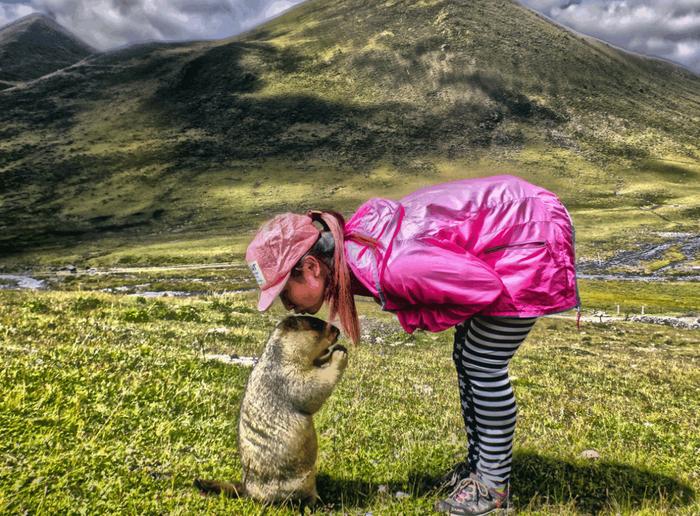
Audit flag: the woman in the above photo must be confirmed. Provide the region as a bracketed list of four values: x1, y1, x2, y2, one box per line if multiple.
[245, 174, 580, 515]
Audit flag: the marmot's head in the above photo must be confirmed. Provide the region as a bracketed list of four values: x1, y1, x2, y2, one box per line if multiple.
[270, 315, 346, 369]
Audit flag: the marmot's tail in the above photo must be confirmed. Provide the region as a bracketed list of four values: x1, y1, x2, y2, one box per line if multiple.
[194, 478, 246, 498]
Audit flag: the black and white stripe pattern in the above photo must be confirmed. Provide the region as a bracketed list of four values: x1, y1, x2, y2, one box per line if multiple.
[452, 315, 537, 489]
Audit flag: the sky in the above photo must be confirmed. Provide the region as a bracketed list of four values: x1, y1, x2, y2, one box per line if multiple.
[519, 0, 700, 74]
[1, 0, 698, 74]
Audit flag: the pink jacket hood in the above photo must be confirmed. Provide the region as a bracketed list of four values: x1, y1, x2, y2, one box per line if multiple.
[344, 175, 580, 333]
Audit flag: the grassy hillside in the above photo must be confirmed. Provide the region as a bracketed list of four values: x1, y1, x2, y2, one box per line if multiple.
[0, 0, 699, 267]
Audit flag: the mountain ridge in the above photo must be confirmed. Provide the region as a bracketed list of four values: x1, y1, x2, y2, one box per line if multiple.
[514, 2, 698, 78]
[0, 0, 698, 263]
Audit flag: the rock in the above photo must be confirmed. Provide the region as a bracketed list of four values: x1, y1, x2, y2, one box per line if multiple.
[203, 354, 258, 367]
[580, 449, 600, 460]
[206, 327, 231, 334]
[592, 310, 608, 322]
[395, 491, 411, 499]
[629, 315, 700, 330]
[415, 384, 434, 395]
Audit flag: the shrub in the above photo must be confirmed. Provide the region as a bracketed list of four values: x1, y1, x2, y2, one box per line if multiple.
[21, 299, 51, 313]
[168, 305, 202, 322]
[71, 296, 103, 312]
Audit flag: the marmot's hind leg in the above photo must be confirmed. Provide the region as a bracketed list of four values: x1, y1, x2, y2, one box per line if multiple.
[194, 478, 246, 498]
[300, 492, 318, 511]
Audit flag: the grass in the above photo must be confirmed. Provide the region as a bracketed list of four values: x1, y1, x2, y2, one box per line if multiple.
[578, 279, 700, 316]
[1, 288, 698, 514]
[1, 151, 698, 272]
[2, 2, 698, 512]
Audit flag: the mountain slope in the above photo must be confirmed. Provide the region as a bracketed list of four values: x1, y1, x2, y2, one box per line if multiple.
[0, 13, 94, 83]
[0, 0, 698, 264]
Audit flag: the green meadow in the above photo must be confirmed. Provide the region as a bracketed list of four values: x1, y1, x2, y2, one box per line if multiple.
[1, 284, 698, 515]
[1, 0, 699, 513]
[2, 147, 699, 271]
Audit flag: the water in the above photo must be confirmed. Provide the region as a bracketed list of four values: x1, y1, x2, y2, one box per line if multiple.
[126, 290, 194, 297]
[0, 275, 45, 289]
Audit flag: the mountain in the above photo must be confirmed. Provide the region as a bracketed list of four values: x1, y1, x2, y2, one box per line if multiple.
[0, 13, 94, 84]
[0, 0, 698, 265]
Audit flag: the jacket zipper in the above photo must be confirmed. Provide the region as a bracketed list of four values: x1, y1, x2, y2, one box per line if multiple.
[484, 241, 546, 254]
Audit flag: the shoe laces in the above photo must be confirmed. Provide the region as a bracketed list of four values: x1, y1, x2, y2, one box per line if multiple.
[443, 466, 464, 488]
[448, 475, 490, 503]
[438, 462, 469, 491]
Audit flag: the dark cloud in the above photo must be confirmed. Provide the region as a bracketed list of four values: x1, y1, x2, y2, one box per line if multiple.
[112, 0, 140, 16]
[519, 0, 700, 74]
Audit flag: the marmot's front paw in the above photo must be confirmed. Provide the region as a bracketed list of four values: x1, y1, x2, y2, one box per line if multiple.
[331, 348, 348, 370]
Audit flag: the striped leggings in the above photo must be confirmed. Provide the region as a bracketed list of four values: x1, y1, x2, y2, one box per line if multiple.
[452, 315, 537, 489]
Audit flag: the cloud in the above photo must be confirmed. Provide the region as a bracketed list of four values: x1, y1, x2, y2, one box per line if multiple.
[519, 0, 700, 74]
[0, 2, 37, 27]
[0, 0, 306, 50]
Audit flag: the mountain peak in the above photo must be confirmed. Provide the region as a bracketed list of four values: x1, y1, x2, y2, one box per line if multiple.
[0, 12, 94, 83]
[2, 12, 59, 33]
[1, 12, 93, 49]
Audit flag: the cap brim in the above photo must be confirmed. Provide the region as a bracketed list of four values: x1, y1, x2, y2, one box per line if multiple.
[257, 271, 291, 311]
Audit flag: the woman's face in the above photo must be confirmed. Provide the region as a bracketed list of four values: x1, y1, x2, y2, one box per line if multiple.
[279, 256, 327, 314]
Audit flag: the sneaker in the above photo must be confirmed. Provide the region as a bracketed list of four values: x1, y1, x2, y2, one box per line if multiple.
[434, 474, 509, 515]
[435, 461, 472, 493]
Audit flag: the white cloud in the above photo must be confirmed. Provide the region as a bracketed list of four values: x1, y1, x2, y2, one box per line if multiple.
[0, 2, 37, 27]
[519, 0, 700, 74]
[263, 0, 296, 18]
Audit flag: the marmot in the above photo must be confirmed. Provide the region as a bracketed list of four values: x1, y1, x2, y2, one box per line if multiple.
[195, 315, 348, 507]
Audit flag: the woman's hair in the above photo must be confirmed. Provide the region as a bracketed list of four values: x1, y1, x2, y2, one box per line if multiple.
[292, 210, 376, 345]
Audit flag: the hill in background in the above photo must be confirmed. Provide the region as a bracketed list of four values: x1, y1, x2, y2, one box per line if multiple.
[0, 13, 94, 87]
[0, 0, 698, 270]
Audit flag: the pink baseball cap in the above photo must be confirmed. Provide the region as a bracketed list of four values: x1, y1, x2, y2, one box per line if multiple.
[245, 213, 321, 311]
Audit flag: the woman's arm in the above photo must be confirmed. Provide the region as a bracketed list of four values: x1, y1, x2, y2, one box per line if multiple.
[381, 238, 510, 332]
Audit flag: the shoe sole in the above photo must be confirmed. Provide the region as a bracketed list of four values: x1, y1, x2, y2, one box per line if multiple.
[448, 509, 510, 516]
[442, 505, 512, 515]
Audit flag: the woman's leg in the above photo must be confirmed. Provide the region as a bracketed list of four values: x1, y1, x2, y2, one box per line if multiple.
[452, 321, 479, 475]
[457, 315, 537, 490]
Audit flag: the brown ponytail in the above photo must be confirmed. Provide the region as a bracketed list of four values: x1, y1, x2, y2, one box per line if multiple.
[307, 210, 376, 346]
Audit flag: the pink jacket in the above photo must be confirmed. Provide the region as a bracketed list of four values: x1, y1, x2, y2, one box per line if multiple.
[344, 175, 580, 333]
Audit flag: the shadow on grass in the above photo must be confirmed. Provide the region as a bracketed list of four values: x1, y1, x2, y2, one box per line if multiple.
[510, 451, 695, 512]
[316, 451, 695, 513]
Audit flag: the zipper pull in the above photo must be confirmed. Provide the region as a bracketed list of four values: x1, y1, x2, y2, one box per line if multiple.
[576, 305, 582, 331]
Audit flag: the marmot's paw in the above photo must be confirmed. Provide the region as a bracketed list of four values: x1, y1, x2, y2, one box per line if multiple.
[331, 348, 348, 370]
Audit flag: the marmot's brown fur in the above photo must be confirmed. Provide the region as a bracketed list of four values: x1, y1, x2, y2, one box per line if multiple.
[195, 315, 348, 507]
